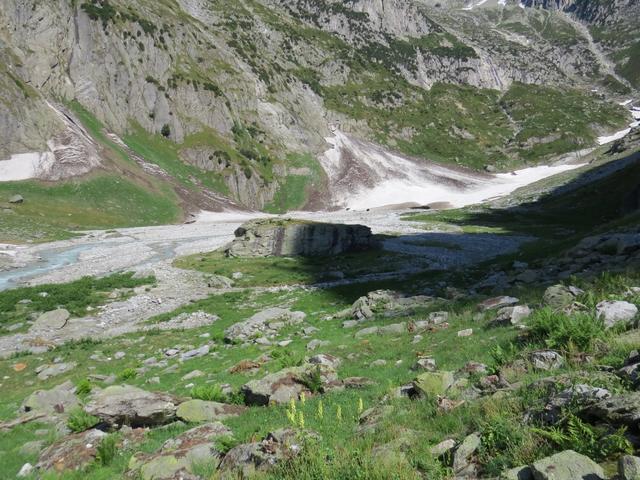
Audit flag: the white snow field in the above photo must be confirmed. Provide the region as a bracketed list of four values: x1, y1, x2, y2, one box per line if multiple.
[598, 100, 640, 145]
[0, 152, 54, 181]
[320, 130, 584, 210]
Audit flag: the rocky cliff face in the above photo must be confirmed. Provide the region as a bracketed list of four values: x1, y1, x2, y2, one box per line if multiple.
[0, 0, 635, 214]
[224, 219, 376, 257]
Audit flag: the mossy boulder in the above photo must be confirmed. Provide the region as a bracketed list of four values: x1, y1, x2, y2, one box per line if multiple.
[176, 400, 246, 423]
[412, 371, 454, 397]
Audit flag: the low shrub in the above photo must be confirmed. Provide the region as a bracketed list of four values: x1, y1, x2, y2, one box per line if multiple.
[67, 408, 99, 433]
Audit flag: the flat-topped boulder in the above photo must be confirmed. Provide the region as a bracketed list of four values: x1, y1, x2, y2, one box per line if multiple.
[224, 218, 376, 257]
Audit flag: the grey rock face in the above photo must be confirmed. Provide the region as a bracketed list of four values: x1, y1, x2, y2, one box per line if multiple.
[530, 450, 604, 480]
[84, 385, 178, 427]
[584, 392, 640, 429]
[224, 219, 375, 258]
[596, 300, 638, 329]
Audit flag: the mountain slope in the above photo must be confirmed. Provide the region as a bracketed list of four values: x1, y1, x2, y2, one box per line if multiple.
[0, 0, 636, 226]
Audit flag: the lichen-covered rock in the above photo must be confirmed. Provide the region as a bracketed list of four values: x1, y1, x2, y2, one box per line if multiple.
[413, 371, 454, 397]
[128, 422, 232, 480]
[219, 428, 310, 477]
[583, 392, 640, 429]
[530, 450, 604, 480]
[84, 385, 178, 427]
[36, 429, 107, 473]
[224, 219, 375, 257]
[176, 400, 246, 423]
[543, 285, 582, 311]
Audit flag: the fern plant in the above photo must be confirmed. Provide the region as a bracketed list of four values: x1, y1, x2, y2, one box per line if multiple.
[532, 413, 632, 461]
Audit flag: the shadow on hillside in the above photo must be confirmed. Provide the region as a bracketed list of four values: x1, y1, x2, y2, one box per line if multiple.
[286, 142, 640, 303]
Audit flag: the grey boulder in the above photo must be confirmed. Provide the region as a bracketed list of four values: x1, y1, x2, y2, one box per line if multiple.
[596, 300, 637, 329]
[84, 385, 178, 427]
[530, 450, 604, 480]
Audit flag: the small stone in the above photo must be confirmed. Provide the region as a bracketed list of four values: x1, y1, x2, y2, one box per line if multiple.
[412, 334, 423, 344]
[114, 352, 126, 360]
[478, 296, 519, 311]
[181, 370, 205, 381]
[306, 339, 329, 351]
[543, 285, 580, 310]
[370, 359, 387, 367]
[277, 340, 293, 347]
[412, 357, 436, 371]
[494, 305, 531, 325]
[17, 463, 33, 477]
[457, 328, 473, 337]
[453, 432, 481, 473]
[530, 350, 564, 371]
[180, 345, 210, 361]
[9, 194, 24, 204]
[430, 439, 456, 457]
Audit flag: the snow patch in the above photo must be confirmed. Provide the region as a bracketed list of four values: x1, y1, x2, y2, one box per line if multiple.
[597, 101, 639, 145]
[0, 152, 54, 181]
[598, 128, 632, 145]
[320, 130, 584, 210]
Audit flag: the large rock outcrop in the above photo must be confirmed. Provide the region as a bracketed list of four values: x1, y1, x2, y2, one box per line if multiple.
[224, 219, 376, 258]
[84, 385, 178, 428]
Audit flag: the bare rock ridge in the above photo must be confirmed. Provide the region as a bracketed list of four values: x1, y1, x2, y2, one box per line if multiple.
[224, 219, 376, 257]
